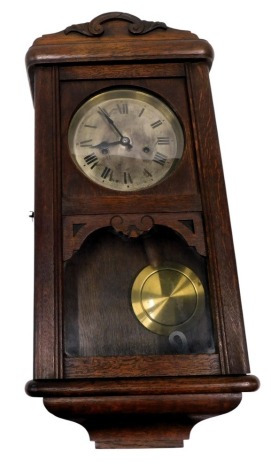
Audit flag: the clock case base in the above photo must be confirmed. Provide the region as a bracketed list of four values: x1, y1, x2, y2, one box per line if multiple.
[26, 375, 259, 449]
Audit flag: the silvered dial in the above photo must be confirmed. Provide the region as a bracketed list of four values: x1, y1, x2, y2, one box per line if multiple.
[68, 88, 184, 191]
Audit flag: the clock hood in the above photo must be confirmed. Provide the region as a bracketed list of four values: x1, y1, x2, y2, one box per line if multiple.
[25, 12, 214, 99]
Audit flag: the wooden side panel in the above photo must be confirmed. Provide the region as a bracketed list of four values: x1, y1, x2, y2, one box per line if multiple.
[186, 63, 250, 374]
[33, 66, 62, 379]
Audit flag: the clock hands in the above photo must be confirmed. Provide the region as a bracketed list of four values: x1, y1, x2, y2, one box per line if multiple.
[98, 107, 133, 149]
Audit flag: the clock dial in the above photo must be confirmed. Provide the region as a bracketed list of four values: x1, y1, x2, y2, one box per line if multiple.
[68, 88, 184, 191]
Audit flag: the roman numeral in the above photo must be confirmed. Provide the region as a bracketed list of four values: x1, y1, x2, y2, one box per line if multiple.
[124, 172, 133, 184]
[157, 137, 170, 145]
[80, 139, 93, 147]
[84, 153, 98, 168]
[151, 119, 163, 129]
[153, 152, 167, 166]
[143, 169, 152, 178]
[138, 108, 145, 117]
[117, 103, 128, 114]
[84, 124, 97, 129]
[101, 166, 111, 179]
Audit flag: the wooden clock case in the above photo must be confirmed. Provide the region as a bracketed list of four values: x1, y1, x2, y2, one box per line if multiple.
[25, 12, 259, 448]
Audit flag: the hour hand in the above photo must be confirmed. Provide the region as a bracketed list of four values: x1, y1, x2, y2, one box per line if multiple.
[91, 140, 133, 153]
[91, 140, 121, 150]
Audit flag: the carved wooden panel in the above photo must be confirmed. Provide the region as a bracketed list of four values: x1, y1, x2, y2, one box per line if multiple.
[63, 212, 206, 261]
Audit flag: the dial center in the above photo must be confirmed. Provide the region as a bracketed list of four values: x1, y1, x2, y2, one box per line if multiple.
[121, 136, 131, 146]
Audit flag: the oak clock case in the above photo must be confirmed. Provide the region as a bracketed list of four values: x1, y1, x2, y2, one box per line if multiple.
[25, 12, 259, 449]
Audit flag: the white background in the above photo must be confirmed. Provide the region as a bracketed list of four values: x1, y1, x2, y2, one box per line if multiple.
[1, 0, 270, 468]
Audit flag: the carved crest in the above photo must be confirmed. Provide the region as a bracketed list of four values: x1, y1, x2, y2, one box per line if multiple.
[110, 215, 154, 238]
[65, 12, 167, 37]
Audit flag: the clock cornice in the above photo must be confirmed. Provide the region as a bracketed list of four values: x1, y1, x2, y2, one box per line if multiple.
[25, 12, 214, 98]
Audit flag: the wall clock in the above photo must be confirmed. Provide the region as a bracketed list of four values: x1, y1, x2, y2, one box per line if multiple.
[25, 12, 259, 449]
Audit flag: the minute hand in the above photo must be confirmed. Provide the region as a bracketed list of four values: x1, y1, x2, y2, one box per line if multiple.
[98, 107, 124, 139]
[98, 107, 132, 148]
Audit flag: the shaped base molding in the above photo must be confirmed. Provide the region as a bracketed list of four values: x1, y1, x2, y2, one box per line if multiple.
[43, 393, 241, 448]
[26, 376, 259, 449]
